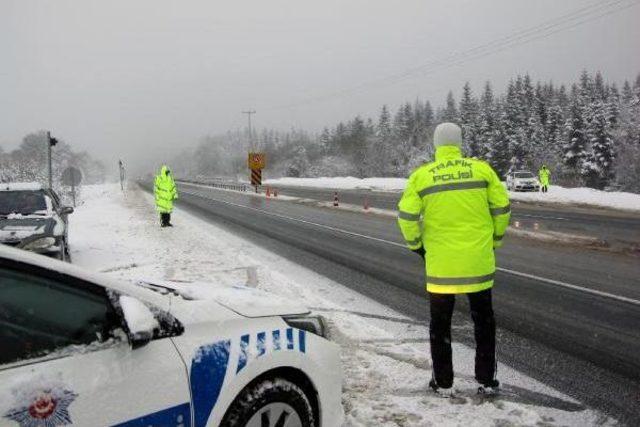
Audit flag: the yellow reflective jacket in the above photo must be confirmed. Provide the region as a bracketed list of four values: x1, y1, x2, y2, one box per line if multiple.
[538, 167, 550, 186]
[397, 146, 510, 294]
[154, 165, 178, 213]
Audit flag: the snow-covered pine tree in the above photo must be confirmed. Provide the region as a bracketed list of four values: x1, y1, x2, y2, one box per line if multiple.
[319, 127, 332, 155]
[439, 91, 458, 123]
[593, 72, 607, 102]
[478, 81, 496, 160]
[423, 100, 434, 131]
[459, 82, 480, 156]
[582, 100, 615, 189]
[378, 105, 392, 140]
[502, 79, 527, 169]
[606, 83, 620, 127]
[621, 80, 634, 105]
[556, 84, 570, 111]
[562, 85, 588, 176]
[527, 111, 546, 169]
[490, 102, 514, 177]
[544, 102, 565, 164]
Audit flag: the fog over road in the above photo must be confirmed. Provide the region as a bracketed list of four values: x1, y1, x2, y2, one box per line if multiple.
[143, 181, 640, 425]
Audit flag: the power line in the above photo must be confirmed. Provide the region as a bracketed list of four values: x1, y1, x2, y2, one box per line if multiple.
[265, 0, 639, 111]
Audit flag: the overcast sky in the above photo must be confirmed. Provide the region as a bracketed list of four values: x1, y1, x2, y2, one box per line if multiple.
[1, 0, 639, 173]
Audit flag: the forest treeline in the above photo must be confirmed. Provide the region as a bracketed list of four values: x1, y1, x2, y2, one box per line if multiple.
[0, 131, 106, 193]
[173, 70, 640, 192]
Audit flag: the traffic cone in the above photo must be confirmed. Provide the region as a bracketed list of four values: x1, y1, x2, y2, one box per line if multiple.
[333, 192, 339, 207]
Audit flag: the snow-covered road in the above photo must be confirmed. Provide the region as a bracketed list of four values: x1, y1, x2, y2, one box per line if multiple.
[69, 184, 612, 426]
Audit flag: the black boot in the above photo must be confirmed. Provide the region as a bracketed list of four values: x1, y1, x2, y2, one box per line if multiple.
[160, 213, 170, 227]
[477, 379, 500, 395]
[429, 379, 455, 398]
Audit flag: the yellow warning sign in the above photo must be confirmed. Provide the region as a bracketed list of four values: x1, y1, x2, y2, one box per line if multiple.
[248, 152, 266, 170]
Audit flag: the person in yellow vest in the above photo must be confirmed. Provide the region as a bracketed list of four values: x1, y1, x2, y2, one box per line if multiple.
[397, 123, 510, 397]
[538, 165, 551, 193]
[154, 165, 178, 227]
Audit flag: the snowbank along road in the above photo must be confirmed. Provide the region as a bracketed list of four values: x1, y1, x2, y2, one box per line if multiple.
[143, 180, 640, 425]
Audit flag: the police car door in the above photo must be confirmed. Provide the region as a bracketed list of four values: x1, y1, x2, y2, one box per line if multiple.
[0, 262, 191, 427]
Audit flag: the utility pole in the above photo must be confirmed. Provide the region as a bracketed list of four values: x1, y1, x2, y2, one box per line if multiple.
[46, 131, 58, 189]
[242, 110, 256, 150]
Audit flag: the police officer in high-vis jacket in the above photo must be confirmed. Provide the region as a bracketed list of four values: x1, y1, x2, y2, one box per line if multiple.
[397, 123, 510, 396]
[154, 165, 178, 227]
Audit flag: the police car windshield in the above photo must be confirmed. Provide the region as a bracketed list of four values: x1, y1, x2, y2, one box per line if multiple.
[514, 172, 534, 179]
[0, 191, 47, 215]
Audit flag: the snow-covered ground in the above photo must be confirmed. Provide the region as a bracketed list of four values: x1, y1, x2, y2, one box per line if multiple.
[264, 177, 640, 212]
[69, 184, 612, 426]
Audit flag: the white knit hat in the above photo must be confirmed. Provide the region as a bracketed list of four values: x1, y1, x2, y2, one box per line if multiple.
[433, 122, 462, 148]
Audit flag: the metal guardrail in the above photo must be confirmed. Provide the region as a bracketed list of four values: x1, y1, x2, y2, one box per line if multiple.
[178, 179, 249, 192]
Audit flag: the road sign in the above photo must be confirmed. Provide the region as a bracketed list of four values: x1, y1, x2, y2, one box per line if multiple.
[61, 167, 82, 187]
[61, 167, 82, 207]
[248, 152, 266, 170]
[251, 169, 262, 186]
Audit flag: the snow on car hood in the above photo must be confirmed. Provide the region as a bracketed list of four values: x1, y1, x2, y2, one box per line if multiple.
[135, 279, 310, 318]
[0, 217, 58, 242]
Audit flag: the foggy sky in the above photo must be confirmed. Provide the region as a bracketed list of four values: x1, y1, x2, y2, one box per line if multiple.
[2, 0, 639, 174]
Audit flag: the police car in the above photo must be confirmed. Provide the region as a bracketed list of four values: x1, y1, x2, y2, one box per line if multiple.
[505, 170, 540, 192]
[0, 245, 343, 426]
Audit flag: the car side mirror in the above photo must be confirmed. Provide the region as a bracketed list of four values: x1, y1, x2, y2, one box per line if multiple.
[119, 295, 159, 349]
[60, 206, 74, 215]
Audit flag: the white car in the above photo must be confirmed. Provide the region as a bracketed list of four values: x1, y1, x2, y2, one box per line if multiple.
[0, 245, 343, 427]
[0, 182, 74, 260]
[505, 171, 541, 192]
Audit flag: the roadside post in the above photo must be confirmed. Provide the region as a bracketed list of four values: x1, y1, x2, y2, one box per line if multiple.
[118, 159, 126, 192]
[61, 167, 82, 207]
[248, 152, 266, 192]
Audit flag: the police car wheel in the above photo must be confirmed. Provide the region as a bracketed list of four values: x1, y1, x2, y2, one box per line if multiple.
[221, 378, 315, 427]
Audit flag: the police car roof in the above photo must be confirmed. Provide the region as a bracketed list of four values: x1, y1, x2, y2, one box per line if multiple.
[0, 182, 44, 191]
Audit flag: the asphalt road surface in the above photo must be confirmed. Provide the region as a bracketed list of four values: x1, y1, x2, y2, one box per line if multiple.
[145, 181, 640, 425]
[251, 183, 640, 252]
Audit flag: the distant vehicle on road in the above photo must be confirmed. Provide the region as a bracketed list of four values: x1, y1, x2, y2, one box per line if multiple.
[0, 182, 73, 260]
[505, 171, 541, 192]
[0, 245, 343, 427]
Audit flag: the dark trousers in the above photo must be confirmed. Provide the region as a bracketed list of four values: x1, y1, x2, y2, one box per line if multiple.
[541, 185, 548, 193]
[160, 212, 171, 227]
[429, 289, 496, 388]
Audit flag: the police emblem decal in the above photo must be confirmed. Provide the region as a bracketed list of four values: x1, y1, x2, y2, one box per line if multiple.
[4, 389, 78, 427]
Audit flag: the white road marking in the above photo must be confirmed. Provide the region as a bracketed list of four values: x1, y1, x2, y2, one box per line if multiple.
[181, 189, 640, 307]
[496, 267, 640, 306]
[514, 213, 569, 221]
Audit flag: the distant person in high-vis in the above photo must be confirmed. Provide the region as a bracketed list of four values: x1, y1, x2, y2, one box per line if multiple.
[154, 165, 178, 227]
[397, 123, 510, 397]
[538, 165, 551, 193]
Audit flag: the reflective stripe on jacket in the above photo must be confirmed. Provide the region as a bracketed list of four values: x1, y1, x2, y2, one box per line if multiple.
[154, 165, 178, 213]
[397, 146, 510, 294]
